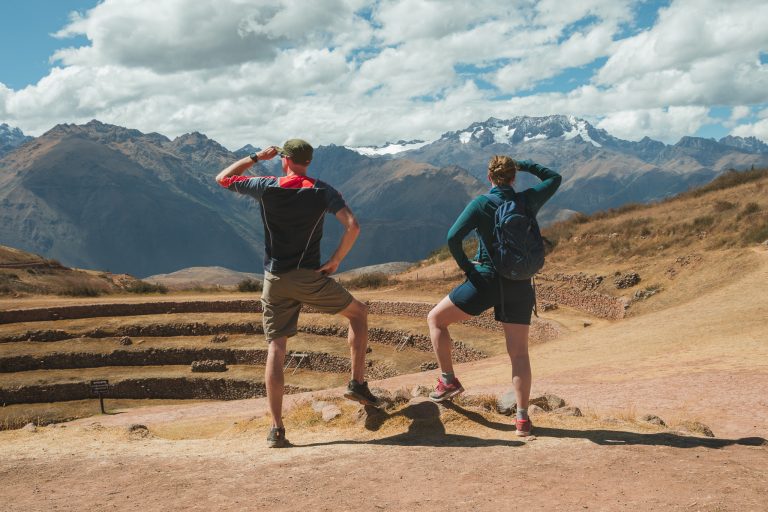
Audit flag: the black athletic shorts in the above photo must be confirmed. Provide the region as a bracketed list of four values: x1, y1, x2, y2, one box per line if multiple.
[448, 270, 535, 325]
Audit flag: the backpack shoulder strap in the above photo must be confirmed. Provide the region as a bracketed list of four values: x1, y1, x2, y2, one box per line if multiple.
[484, 193, 503, 207]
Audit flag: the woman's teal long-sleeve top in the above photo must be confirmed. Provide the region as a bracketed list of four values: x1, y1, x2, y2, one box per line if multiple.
[447, 160, 562, 276]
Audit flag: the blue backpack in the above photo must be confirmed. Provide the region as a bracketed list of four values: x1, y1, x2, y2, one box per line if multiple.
[484, 192, 545, 281]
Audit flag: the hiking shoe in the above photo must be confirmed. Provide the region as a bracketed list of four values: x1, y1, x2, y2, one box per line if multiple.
[344, 380, 381, 408]
[429, 377, 464, 402]
[515, 418, 533, 437]
[267, 426, 288, 448]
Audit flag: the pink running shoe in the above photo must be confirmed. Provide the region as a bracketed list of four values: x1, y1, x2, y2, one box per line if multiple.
[515, 418, 533, 437]
[429, 377, 464, 402]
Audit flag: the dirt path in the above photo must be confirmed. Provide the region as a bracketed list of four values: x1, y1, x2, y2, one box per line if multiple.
[2, 401, 766, 512]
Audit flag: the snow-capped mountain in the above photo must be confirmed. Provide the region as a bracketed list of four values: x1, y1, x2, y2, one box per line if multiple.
[0, 123, 33, 156]
[442, 115, 611, 148]
[399, 115, 768, 220]
[347, 139, 429, 156]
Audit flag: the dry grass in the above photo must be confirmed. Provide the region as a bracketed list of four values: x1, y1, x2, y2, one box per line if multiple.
[542, 171, 768, 273]
[454, 393, 499, 412]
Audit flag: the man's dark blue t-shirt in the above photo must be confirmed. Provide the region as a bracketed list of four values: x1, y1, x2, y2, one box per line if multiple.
[219, 174, 346, 273]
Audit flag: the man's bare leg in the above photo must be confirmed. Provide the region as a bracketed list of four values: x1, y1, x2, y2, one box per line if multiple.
[265, 336, 287, 428]
[502, 322, 531, 411]
[338, 298, 368, 382]
[427, 295, 472, 374]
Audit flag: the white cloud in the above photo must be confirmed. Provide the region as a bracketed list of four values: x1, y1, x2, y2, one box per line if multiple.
[1, 0, 767, 148]
[732, 117, 768, 141]
[596, 107, 712, 142]
[597, 0, 768, 85]
[730, 106, 751, 122]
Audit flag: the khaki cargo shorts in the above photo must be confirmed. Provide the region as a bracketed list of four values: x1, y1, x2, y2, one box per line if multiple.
[261, 268, 353, 341]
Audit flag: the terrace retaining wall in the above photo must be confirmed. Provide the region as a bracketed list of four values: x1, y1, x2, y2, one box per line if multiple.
[0, 378, 307, 404]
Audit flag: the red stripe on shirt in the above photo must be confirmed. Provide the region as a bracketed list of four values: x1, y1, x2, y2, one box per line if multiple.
[218, 175, 252, 188]
[279, 175, 316, 188]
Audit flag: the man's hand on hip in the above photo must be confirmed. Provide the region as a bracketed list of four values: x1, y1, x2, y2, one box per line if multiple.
[317, 259, 340, 275]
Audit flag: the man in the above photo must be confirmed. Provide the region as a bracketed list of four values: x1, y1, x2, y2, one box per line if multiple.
[216, 139, 379, 448]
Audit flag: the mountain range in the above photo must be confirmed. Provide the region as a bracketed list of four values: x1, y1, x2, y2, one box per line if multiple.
[357, 115, 768, 219]
[1, 116, 766, 276]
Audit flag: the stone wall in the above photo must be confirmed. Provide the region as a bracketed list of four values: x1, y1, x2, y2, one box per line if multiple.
[0, 378, 306, 404]
[535, 274, 628, 320]
[0, 300, 263, 324]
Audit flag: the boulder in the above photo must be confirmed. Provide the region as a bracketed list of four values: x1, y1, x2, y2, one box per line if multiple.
[530, 393, 566, 411]
[639, 414, 666, 426]
[321, 405, 342, 422]
[552, 406, 582, 417]
[118, 336, 132, 346]
[22, 422, 37, 433]
[410, 385, 431, 398]
[353, 403, 388, 431]
[528, 404, 546, 417]
[392, 388, 411, 404]
[678, 420, 714, 437]
[311, 400, 332, 413]
[497, 390, 517, 415]
[126, 424, 150, 439]
[370, 387, 394, 410]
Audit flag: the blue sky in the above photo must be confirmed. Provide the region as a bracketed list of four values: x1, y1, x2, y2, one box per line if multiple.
[0, 1, 94, 90]
[1, 0, 767, 149]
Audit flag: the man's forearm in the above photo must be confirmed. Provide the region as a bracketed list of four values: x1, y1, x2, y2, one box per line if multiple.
[329, 225, 359, 265]
[215, 156, 255, 183]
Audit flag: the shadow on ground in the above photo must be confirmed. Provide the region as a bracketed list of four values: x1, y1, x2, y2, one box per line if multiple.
[294, 400, 767, 450]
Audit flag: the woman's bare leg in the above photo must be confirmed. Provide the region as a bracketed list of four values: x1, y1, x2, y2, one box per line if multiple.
[502, 322, 531, 411]
[427, 296, 472, 374]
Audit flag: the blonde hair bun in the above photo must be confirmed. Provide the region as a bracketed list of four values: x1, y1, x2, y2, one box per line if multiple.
[488, 155, 518, 186]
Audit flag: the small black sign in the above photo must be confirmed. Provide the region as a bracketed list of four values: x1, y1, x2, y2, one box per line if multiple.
[90, 379, 109, 393]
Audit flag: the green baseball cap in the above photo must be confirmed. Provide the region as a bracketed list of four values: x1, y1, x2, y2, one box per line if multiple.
[276, 138, 313, 164]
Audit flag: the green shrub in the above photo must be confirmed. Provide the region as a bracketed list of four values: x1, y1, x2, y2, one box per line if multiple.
[743, 218, 768, 244]
[237, 278, 263, 292]
[125, 280, 168, 294]
[692, 215, 715, 229]
[712, 200, 736, 212]
[344, 272, 390, 289]
[58, 285, 102, 297]
[737, 202, 760, 221]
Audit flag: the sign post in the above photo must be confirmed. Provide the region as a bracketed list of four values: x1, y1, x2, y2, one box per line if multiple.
[90, 379, 110, 414]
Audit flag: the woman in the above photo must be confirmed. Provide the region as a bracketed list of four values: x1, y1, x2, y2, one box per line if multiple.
[427, 155, 561, 437]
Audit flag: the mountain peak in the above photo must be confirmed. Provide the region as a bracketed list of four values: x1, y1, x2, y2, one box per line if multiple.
[171, 131, 229, 154]
[441, 115, 607, 148]
[719, 135, 768, 154]
[0, 123, 34, 157]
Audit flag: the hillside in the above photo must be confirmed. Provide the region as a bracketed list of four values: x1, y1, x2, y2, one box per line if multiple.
[0, 244, 144, 296]
[144, 266, 262, 289]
